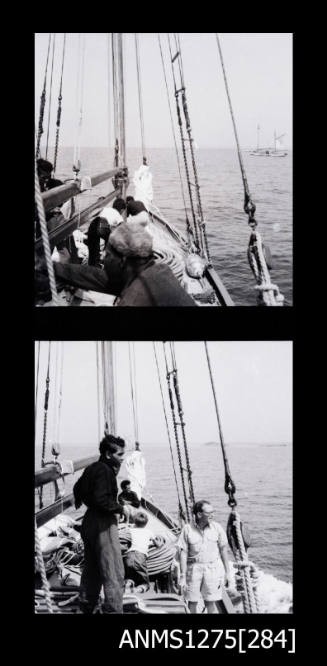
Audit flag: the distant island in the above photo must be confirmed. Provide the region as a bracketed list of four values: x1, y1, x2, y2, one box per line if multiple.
[203, 441, 290, 447]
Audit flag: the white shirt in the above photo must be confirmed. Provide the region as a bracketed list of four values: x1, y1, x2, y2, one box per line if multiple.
[128, 527, 155, 556]
[100, 207, 123, 228]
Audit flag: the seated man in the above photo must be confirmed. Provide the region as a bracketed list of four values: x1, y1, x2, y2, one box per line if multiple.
[126, 198, 147, 217]
[49, 220, 197, 306]
[118, 480, 141, 508]
[123, 511, 162, 591]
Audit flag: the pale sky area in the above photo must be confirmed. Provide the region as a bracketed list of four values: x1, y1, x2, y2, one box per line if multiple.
[35, 33, 292, 150]
[35, 341, 292, 454]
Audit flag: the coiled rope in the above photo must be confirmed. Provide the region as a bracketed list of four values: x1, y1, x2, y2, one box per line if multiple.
[135, 34, 147, 165]
[215, 34, 284, 306]
[153, 343, 185, 521]
[45, 33, 56, 161]
[35, 519, 54, 613]
[35, 163, 59, 305]
[36, 33, 52, 159]
[232, 510, 259, 613]
[53, 33, 66, 174]
[119, 526, 176, 577]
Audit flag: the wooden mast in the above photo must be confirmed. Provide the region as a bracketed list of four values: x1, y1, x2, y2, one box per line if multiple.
[111, 33, 127, 217]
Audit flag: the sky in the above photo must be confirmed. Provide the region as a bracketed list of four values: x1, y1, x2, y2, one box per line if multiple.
[35, 341, 292, 453]
[34, 33, 292, 150]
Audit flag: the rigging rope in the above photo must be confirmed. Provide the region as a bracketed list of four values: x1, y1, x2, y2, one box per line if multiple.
[36, 33, 52, 159]
[215, 34, 284, 306]
[204, 342, 236, 507]
[52, 342, 64, 458]
[157, 35, 192, 242]
[167, 35, 199, 248]
[112, 33, 119, 167]
[204, 341, 259, 613]
[135, 34, 147, 165]
[45, 33, 56, 161]
[169, 342, 195, 506]
[53, 33, 66, 174]
[73, 34, 86, 175]
[128, 342, 139, 444]
[101, 342, 116, 435]
[96, 341, 102, 442]
[107, 34, 112, 150]
[174, 32, 211, 262]
[153, 343, 185, 520]
[35, 341, 41, 426]
[35, 163, 59, 305]
[163, 343, 190, 521]
[41, 341, 51, 468]
[39, 341, 51, 509]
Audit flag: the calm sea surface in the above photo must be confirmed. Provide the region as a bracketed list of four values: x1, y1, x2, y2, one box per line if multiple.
[53, 146, 293, 306]
[36, 440, 292, 584]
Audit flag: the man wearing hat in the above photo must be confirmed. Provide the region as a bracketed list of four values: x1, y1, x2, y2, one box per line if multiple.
[51, 218, 196, 306]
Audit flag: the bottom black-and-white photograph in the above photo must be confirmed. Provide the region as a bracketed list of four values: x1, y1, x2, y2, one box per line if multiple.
[35, 341, 292, 615]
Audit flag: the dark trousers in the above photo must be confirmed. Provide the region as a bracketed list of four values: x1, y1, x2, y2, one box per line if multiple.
[80, 513, 125, 613]
[124, 551, 149, 586]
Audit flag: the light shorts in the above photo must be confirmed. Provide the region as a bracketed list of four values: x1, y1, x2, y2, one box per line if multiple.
[185, 562, 224, 602]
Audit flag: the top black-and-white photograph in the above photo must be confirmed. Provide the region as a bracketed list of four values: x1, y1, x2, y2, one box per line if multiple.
[35, 33, 292, 307]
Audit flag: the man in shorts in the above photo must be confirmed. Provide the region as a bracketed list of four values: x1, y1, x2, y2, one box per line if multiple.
[178, 500, 232, 613]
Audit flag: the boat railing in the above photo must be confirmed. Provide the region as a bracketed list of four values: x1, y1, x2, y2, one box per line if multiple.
[35, 455, 98, 527]
[35, 455, 98, 488]
[141, 496, 180, 533]
[40, 167, 126, 212]
[35, 187, 122, 251]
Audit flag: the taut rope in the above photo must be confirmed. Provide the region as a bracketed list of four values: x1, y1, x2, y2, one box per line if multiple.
[153, 343, 186, 520]
[215, 34, 284, 306]
[204, 341, 259, 613]
[157, 34, 193, 243]
[45, 33, 56, 160]
[135, 34, 147, 165]
[53, 33, 66, 174]
[163, 343, 190, 521]
[36, 33, 52, 159]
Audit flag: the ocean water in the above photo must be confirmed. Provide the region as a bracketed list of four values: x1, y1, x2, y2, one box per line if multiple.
[52, 146, 293, 306]
[36, 439, 292, 586]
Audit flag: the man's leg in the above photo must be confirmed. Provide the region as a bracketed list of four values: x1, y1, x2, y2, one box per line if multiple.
[185, 564, 201, 614]
[204, 600, 218, 614]
[97, 523, 125, 613]
[79, 540, 102, 613]
[202, 564, 222, 615]
[188, 601, 198, 613]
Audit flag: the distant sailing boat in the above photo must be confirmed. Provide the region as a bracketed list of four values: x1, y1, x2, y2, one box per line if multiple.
[250, 126, 288, 157]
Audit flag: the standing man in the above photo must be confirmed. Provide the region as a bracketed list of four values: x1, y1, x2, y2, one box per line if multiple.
[73, 434, 127, 614]
[178, 500, 232, 614]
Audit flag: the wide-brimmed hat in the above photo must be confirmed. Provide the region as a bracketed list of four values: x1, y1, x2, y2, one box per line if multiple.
[109, 220, 153, 258]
